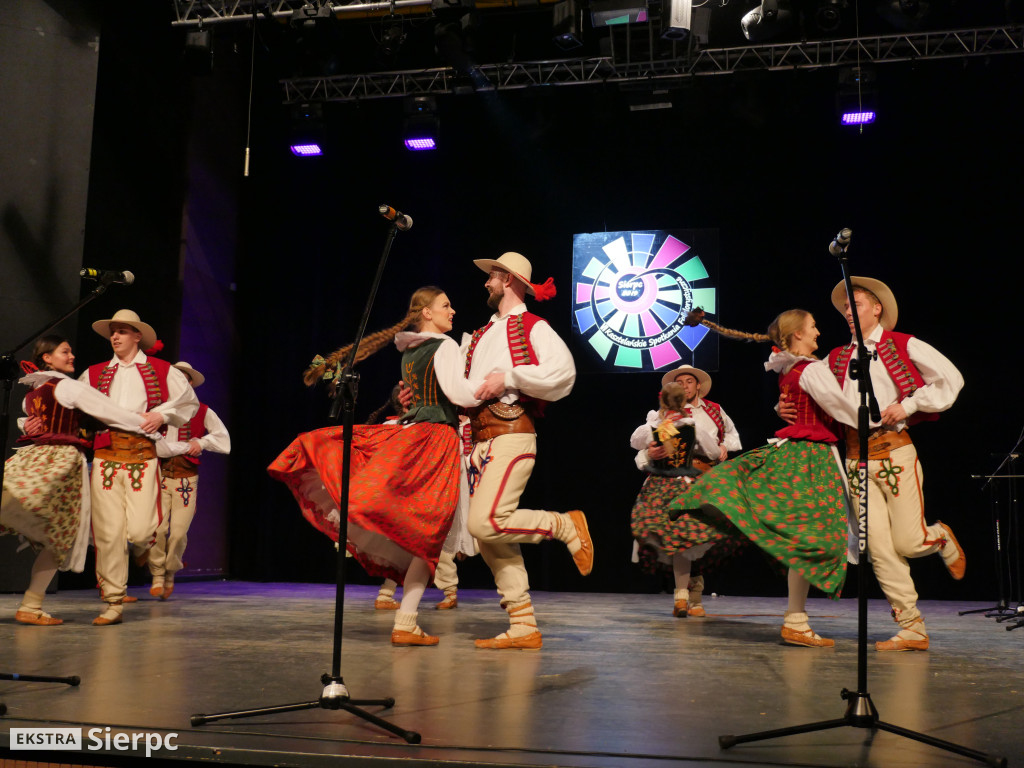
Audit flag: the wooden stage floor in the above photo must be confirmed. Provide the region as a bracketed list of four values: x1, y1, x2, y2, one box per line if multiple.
[1, 582, 1021, 768]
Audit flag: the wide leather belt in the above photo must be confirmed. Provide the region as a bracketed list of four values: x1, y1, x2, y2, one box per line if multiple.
[692, 458, 717, 474]
[468, 401, 536, 443]
[94, 429, 157, 463]
[162, 455, 199, 478]
[845, 427, 913, 461]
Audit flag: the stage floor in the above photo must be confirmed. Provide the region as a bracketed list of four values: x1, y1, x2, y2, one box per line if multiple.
[0, 582, 1021, 768]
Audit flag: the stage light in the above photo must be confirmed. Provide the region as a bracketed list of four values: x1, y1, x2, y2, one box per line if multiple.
[403, 95, 439, 151]
[552, 0, 584, 50]
[661, 0, 693, 40]
[380, 24, 407, 57]
[291, 1, 333, 27]
[814, 0, 846, 32]
[877, 0, 931, 29]
[741, 0, 792, 42]
[182, 26, 213, 75]
[288, 102, 325, 157]
[836, 66, 877, 127]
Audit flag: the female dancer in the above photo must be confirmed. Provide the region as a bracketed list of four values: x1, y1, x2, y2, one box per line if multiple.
[269, 287, 482, 646]
[668, 310, 857, 646]
[1, 335, 155, 625]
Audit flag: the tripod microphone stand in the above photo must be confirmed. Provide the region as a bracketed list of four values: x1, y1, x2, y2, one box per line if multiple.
[962, 436, 1022, 622]
[718, 231, 1005, 767]
[191, 212, 420, 743]
[1, 276, 125, 714]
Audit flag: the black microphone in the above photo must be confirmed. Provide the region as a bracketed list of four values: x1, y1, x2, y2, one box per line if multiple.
[80, 268, 135, 285]
[828, 228, 852, 256]
[378, 204, 413, 231]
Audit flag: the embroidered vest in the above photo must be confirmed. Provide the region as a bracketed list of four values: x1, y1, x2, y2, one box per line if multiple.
[16, 379, 91, 450]
[175, 403, 209, 467]
[89, 357, 172, 411]
[464, 312, 548, 413]
[401, 338, 459, 429]
[694, 399, 726, 442]
[775, 361, 841, 443]
[828, 331, 938, 426]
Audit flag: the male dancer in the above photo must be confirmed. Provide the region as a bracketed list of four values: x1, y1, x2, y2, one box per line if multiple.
[82, 310, 198, 625]
[822, 278, 965, 651]
[463, 252, 593, 650]
[145, 361, 231, 600]
[630, 365, 742, 617]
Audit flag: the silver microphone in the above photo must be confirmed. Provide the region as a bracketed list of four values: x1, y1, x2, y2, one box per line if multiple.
[829, 228, 852, 255]
[378, 204, 413, 231]
[80, 268, 135, 285]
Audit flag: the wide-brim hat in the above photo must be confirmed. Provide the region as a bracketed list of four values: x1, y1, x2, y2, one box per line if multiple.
[473, 252, 536, 296]
[92, 309, 157, 350]
[661, 365, 712, 397]
[173, 361, 205, 387]
[831, 277, 898, 331]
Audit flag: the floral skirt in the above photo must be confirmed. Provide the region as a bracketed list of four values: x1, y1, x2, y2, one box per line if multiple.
[667, 440, 849, 598]
[1, 444, 91, 571]
[630, 473, 747, 576]
[268, 422, 460, 584]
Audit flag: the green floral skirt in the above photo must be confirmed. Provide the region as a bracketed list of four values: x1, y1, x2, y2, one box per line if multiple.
[666, 440, 849, 598]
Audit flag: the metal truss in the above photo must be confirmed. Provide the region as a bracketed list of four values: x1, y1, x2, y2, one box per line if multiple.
[171, 0, 432, 27]
[280, 24, 1024, 102]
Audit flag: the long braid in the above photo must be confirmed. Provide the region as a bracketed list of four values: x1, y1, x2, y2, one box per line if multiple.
[685, 308, 809, 353]
[303, 286, 446, 387]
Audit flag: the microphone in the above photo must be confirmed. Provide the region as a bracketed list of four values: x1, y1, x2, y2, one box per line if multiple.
[80, 268, 135, 285]
[828, 228, 852, 256]
[378, 204, 413, 231]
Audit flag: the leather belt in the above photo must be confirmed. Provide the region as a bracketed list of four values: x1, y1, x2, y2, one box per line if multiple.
[94, 430, 157, 463]
[692, 458, 717, 474]
[467, 401, 536, 443]
[162, 455, 199, 478]
[845, 427, 913, 461]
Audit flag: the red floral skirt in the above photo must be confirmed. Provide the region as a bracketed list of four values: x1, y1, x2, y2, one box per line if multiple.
[268, 422, 460, 584]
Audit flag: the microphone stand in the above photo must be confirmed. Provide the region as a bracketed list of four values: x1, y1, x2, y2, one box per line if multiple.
[962, 434, 1023, 621]
[718, 237, 1005, 767]
[191, 220, 420, 743]
[1, 278, 121, 713]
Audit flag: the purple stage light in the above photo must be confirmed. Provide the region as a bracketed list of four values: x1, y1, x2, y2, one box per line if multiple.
[290, 143, 323, 156]
[841, 111, 876, 125]
[404, 137, 437, 151]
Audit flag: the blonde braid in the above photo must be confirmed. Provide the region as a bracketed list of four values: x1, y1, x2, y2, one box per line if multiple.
[685, 307, 811, 354]
[684, 309, 771, 344]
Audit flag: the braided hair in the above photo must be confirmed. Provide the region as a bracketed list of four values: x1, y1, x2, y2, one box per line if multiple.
[304, 286, 446, 387]
[685, 308, 813, 355]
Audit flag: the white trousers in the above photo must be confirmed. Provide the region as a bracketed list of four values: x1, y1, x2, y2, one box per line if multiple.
[149, 474, 199, 578]
[91, 458, 161, 602]
[848, 442, 945, 627]
[467, 433, 558, 608]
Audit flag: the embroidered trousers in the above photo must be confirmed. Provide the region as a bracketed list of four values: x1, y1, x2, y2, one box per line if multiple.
[91, 458, 161, 603]
[149, 474, 199, 578]
[847, 442, 945, 627]
[467, 433, 558, 608]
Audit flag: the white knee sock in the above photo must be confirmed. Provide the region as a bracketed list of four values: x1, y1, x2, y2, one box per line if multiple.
[399, 558, 430, 614]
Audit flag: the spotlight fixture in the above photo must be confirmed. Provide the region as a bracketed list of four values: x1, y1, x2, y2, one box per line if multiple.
[740, 0, 792, 42]
[288, 102, 325, 157]
[403, 95, 439, 151]
[552, 0, 584, 50]
[661, 0, 693, 40]
[291, 1, 333, 27]
[380, 23, 406, 57]
[836, 66, 877, 126]
[182, 26, 213, 75]
[814, 0, 847, 33]
[877, 0, 931, 29]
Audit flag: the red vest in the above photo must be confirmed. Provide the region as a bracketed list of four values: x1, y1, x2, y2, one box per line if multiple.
[464, 312, 548, 412]
[177, 402, 209, 466]
[16, 379, 92, 450]
[690, 399, 725, 442]
[87, 357, 174, 448]
[828, 330, 938, 425]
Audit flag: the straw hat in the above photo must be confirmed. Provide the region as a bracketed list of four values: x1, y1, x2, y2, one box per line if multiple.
[172, 361, 205, 387]
[660, 365, 712, 398]
[830, 277, 898, 331]
[472, 252, 557, 300]
[91, 309, 157, 350]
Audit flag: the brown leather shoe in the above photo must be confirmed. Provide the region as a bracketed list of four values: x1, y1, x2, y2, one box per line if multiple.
[122, 595, 139, 603]
[149, 584, 164, 597]
[672, 600, 688, 618]
[937, 521, 966, 580]
[161, 584, 175, 600]
[15, 610, 63, 626]
[566, 510, 594, 576]
[781, 626, 835, 648]
[687, 603, 707, 618]
[876, 623, 929, 652]
[435, 593, 458, 610]
[391, 628, 439, 646]
[93, 605, 124, 626]
[374, 596, 400, 610]
[474, 631, 543, 650]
